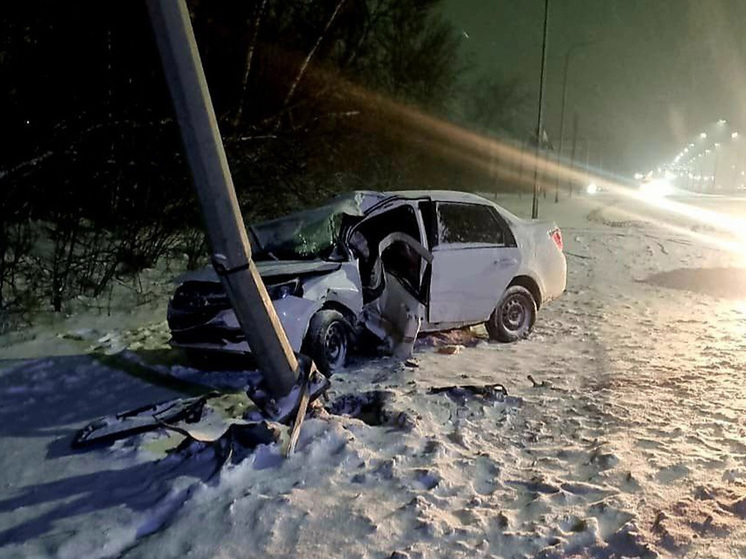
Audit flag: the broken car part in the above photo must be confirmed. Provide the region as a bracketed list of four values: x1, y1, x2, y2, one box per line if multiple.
[73, 355, 329, 449]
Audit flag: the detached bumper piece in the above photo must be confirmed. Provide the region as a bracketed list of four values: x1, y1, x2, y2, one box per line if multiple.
[72, 393, 215, 448]
[72, 354, 330, 458]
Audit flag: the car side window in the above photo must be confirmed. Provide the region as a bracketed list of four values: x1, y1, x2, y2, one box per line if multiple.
[438, 203, 505, 245]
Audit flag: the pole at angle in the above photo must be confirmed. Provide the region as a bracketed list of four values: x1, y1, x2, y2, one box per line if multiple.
[145, 0, 299, 398]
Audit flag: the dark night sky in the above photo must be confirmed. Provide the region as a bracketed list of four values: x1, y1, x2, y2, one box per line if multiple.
[441, 0, 746, 177]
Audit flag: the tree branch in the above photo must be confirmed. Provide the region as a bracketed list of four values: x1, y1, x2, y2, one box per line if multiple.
[233, 0, 268, 130]
[0, 152, 54, 181]
[274, 0, 347, 131]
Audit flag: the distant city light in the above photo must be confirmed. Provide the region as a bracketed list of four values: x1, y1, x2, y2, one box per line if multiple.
[733, 132, 740, 139]
[718, 119, 727, 125]
[700, 132, 707, 139]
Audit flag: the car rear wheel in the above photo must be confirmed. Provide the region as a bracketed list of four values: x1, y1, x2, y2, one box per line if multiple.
[486, 285, 536, 342]
[304, 310, 349, 376]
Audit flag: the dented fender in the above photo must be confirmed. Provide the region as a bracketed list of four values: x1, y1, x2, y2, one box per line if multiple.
[301, 261, 364, 317]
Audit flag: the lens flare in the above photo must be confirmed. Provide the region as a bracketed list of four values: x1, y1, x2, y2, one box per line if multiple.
[306, 70, 746, 263]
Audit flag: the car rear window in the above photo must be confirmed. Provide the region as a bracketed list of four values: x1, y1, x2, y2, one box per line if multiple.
[439, 203, 504, 245]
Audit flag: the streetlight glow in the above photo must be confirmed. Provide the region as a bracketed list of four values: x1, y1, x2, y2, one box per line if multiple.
[700, 132, 707, 139]
[732, 132, 739, 139]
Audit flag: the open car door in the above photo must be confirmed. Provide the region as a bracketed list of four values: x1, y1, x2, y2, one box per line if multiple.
[348, 199, 434, 356]
[367, 232, 433, 357]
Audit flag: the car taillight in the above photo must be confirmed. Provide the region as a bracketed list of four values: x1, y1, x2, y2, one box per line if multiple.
[550, 228, 563, 251]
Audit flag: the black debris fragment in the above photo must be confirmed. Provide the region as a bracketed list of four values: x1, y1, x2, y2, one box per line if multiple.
[326, 390, 393, 426]
[428, 383, 508, 405]
[326, 390, 414, 430]
[527, 374, 550, 388]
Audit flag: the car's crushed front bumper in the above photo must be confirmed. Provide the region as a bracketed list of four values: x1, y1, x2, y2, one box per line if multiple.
[168, 293, 321, 355]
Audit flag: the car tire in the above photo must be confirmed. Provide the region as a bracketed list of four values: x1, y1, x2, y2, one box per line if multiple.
[304, 309, 349, 376]
[486, 285, 537, 342]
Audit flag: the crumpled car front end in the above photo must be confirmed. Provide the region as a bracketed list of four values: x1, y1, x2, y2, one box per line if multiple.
[167, 194, 371, 365]
[168, 277, 308, 354]
[167, 260, 364, 362]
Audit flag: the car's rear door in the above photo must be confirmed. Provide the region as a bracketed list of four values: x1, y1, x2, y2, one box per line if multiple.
[427, 201, 521, 324]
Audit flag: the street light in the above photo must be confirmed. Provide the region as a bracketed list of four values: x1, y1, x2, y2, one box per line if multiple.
[554, 38, 598, 203]
[700, 132, 707, 139]
[531, 0, 550, 219]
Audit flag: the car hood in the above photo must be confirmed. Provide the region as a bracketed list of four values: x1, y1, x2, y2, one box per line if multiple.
[175, 260, 342, 284]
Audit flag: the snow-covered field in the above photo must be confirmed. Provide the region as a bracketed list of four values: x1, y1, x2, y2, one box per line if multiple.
[2, 193, 746, 558]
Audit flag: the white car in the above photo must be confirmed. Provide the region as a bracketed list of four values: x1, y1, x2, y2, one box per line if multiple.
[167, 191, 566, 374]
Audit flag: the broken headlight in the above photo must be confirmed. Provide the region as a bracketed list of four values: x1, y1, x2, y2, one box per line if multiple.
[267, 279, 302, 300]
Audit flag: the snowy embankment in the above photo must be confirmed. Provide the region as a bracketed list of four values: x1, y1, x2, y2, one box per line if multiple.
[2, 194, 746, 558]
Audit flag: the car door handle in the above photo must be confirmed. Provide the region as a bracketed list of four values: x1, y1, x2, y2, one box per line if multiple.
[494, 258, 517, 266]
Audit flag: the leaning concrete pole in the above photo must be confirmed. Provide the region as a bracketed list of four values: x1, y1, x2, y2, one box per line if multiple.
[146, 0, 298, 397]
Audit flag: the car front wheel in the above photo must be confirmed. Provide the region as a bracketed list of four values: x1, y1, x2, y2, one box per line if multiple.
[486, 285, 537, 342]
[304, 309, 349, 376]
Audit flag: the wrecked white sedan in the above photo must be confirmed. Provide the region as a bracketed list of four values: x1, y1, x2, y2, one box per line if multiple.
[167, 191, 566, 374]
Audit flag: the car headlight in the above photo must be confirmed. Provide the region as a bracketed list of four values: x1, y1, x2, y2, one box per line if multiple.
[639, 178, 673, 198]
[267, 279, 302, 300]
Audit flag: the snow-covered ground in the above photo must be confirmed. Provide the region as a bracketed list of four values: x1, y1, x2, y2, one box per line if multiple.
[2, 192, 746, 558]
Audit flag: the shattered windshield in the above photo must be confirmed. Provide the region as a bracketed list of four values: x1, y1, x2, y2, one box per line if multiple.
[248, 194, 365, 261]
